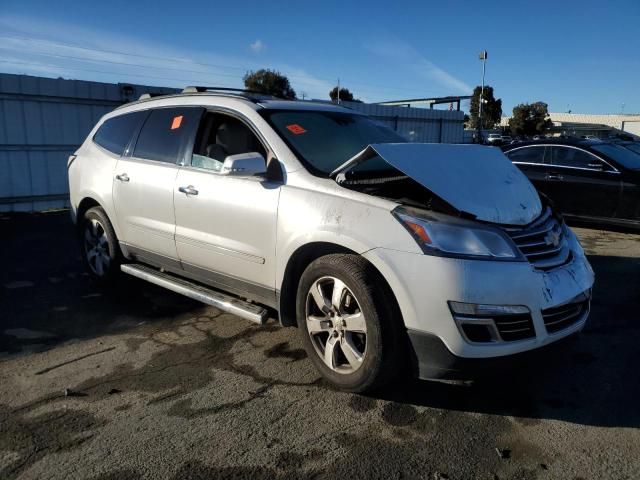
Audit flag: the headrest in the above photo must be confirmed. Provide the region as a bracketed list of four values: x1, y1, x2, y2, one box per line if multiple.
[216, 121, 254, 156]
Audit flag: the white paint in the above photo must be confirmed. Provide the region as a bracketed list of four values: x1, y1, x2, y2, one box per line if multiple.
[335, 143, 543, 226]
[70, 94, 594, 366]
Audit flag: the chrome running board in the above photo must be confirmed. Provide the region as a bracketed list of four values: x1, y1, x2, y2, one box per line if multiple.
[121, 264, 268, 324]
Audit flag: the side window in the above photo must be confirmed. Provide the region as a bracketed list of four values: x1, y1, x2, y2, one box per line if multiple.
[506, 146, 546, 164]
[550, 147, 601, 169]
[191, 112, 267, 171]
[93, 111, 147, 155]
[133, 107, 203, 164]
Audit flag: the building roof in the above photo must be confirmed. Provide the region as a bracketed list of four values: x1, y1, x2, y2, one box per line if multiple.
[501, 112, 640, 129]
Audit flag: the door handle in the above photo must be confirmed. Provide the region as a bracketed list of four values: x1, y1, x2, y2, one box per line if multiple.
[178, 185, 199, 196]
[546, 173, 564, 181]
[115, 173, 129, 182]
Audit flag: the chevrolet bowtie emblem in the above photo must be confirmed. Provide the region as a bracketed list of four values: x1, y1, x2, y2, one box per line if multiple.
[545, 230, 561, 248]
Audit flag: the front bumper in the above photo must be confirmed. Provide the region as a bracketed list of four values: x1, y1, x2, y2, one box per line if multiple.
[363, 229, 595, 366]
[406, 329, 581, 380]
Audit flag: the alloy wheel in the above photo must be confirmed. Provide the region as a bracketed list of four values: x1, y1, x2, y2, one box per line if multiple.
[84, 218, 111, 276]
[306, 276, 367, 374]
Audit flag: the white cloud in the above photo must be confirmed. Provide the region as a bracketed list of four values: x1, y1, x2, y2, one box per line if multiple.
[249, 39, 265, 53]
[365, 38, 471, 95]
[0, 15, 334, 99]
[277, 64, 336, 100]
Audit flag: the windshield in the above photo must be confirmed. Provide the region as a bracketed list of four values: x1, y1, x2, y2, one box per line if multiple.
[261, 109, 407, 176]
[592, 143, 640, 170]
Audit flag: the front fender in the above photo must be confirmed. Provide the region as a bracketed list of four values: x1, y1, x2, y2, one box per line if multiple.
[275, 185, 422, 289]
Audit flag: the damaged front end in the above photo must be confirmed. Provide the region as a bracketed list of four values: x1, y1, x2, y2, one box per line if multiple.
[331, 143, 542, 225]
[333, 143, 571, 268]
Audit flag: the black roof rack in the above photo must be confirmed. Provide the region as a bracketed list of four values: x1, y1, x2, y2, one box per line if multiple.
[181, 86, 281, 101]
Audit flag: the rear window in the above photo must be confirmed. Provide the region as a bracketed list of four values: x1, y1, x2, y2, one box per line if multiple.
[133, 107, 203, 164]
[506, 146, 546, 164]
[93, 111, 147, 155]
[592, 143, 640, 170]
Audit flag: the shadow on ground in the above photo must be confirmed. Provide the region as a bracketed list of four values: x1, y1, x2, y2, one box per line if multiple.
[374, 254, 640, 429]
[1, 212, 639, 432]
[0, 211, 207, 353]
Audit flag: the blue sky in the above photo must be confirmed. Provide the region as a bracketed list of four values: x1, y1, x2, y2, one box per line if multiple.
[1, 0, 638, 115]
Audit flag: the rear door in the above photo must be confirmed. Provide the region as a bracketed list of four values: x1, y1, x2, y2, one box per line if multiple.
[590, 143, 640, 222]
[112, 106, 203, 266]
[504, 145, 549, 194]
[542, 146, 621, 218]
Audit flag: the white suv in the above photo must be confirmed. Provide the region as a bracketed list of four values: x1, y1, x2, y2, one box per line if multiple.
[68, 87, 594, 392]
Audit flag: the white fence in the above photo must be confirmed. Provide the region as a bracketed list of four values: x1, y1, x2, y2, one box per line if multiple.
[340, 101, 464, 144]
[0, 74, 176, 212]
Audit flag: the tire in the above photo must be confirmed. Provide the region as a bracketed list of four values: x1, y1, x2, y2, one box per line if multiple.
[79, 206, 123, 284]
[296, 254, 404, 393]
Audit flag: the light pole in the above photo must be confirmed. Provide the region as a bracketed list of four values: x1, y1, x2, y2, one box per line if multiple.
[478, 50, 488, 142]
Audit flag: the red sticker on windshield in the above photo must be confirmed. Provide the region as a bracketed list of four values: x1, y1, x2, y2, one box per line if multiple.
[171, 115, 183, 130]
[286, 124, 306, 135]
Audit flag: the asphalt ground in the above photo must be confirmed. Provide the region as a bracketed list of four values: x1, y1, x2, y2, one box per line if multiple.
[1, 211, 639, 480]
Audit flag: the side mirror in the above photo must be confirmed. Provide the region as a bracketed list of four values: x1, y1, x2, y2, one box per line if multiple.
[220, 152, 267, 178]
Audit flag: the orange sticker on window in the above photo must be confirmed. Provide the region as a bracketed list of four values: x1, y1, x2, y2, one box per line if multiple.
[286, 124, 306, 135]
[171, 115, 184, 130]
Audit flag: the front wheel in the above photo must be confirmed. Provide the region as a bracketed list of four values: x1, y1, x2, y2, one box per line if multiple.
[79, 206, 122, 283]
[296, 254, 404, 393]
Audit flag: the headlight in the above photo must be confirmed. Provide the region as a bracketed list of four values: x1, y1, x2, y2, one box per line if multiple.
[393, 207, 523, 261]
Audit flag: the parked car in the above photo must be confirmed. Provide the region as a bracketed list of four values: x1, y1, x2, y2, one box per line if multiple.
[68, 87, 594, 392]
[502, 139, 640, 230]
[486, 133, 503, 145]
[501, 135, 513, 143]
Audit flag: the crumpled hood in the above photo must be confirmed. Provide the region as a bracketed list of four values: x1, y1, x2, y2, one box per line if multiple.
[332, 143, 542, 226]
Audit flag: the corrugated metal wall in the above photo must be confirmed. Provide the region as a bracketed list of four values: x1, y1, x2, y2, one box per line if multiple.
[0, 73, 464, 212]
[340, 101, 464, 143]
[0, 73, 177, 212]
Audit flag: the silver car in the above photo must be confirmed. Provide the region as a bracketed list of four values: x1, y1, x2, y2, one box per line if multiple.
[68, 87, 594, 392]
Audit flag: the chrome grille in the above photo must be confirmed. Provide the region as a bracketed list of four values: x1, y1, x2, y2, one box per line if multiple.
[542, 293, 590, 334]
[503, 208, 571, 270]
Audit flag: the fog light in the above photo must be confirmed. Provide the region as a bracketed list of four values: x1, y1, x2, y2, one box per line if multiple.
[448, 301, 534, 344]
[448, 301, 529, 317]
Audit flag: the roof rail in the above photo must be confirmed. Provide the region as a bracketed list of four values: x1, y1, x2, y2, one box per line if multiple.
[181, 86, 283, 102]
[138, 92, 171, 101]
[182, 86, 266, 95]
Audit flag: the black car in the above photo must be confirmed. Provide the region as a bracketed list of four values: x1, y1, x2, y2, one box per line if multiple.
[502, 139, 640, 230]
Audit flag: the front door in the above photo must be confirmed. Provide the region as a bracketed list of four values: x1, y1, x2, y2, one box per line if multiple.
[113, 106, 203, 265]
[504, 145, 549, 197]
[173, 111, 281, 306]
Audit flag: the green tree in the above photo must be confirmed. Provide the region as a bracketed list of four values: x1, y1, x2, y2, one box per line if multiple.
[329, 87, 361, 102]
[468, 85, 502, 129]
[243, 69, 296, 99]
[509, 102, 553, 136]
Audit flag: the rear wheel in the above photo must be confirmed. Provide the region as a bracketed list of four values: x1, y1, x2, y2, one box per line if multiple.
[296, 254, 404, 392]
[79, 206, 122, 283]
